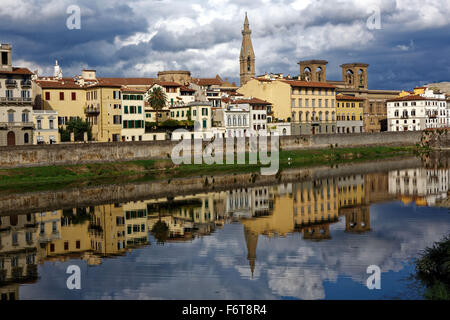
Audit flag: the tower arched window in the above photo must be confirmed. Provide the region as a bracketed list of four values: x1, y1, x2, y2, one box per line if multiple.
[247, 56, 251, 72]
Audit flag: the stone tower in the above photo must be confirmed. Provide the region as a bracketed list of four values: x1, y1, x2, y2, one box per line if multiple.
[240, 12, 255, 86]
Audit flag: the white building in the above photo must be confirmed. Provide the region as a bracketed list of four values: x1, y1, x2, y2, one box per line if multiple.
[388, 168, 448, 206]
[387, 88, 447, 132]
[32, 110, 59, 144]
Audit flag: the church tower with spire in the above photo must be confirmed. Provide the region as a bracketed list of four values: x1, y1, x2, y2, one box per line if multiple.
[240, 12, 255, 86]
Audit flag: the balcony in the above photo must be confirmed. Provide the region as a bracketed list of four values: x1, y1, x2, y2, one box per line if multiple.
[84, 106, 100, 115]
[5, 79, 17, 87]
[0, 122, 34, 130]
[0, 97, 32, 105]
[20, 79, 32, 87]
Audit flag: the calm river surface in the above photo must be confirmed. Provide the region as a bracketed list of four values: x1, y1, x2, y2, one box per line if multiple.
[1, 160, 449, 300]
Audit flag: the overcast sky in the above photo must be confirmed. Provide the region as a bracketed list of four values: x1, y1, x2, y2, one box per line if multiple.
[1, 0, 449, 90]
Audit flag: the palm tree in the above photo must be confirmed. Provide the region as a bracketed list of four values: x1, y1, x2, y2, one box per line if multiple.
[147, 86, 168, 125]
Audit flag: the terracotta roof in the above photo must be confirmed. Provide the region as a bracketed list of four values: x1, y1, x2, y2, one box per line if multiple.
[121, 87, 147, 93]
[281, 80, 336, 89]
[97, 77, 156, 86]
[232, 98, 272, 105]
[180, 86, 195, 92]
[336, 95, 365, 101]
[0, 67, 33, 75]
[386, 95, 427, 102]
[36, 79, 84, 89]
[193, 78, 223, 86]
[153, 81, 181, 87]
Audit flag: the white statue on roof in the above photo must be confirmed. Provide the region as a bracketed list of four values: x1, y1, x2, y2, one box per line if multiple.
[54, 60, 63, 80]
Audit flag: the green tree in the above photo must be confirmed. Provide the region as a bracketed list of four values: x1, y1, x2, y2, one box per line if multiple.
[147, 86, 168, 125]
[60, 118, 92, 142]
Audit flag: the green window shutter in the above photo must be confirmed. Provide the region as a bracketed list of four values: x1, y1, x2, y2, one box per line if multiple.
[124, 106, 128, 114]
[138, 106, 142, 114]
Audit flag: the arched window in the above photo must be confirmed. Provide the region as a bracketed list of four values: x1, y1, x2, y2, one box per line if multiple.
[238, 116, 242, 126]
[411, 109, 416, 116]
[305, 112, 310, 122]
[319, 112, 323, 121]
[332, 112, 335, 121]
[227, 116, 231, 126]
[325, 112, 329, 121]
[352, 113, 355, 121]
[24, 133, 29, 144]
[346, 70, 354, 85]
[358, 69, 365, 86]
[394, 110, 399, 117]
[316, 67, 323, 82]
[283, 128, 287, 136]
[247, 56, 251, 72]
[233, 116, 236, 126]
[299, 112, 303, 122]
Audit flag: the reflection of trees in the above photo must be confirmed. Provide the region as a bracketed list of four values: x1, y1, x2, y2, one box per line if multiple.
[151, 220, 170, 245]
[415, 235, 450, 300]
[63, 207, 91, 225]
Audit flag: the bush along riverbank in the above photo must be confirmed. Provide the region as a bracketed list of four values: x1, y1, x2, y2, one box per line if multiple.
[415, 235, 450, 300]
[0, 145, 419, 194]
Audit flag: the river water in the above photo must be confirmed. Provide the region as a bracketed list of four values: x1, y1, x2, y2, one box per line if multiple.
[1, 157, 449, 300]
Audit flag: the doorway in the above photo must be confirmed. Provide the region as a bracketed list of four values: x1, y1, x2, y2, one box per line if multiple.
[7, 131, 15, 146]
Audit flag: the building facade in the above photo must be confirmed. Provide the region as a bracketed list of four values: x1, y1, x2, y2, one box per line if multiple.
[0, 44, 34, 146]
[336, 94, 365, 133]
[32, 110, 59, 144]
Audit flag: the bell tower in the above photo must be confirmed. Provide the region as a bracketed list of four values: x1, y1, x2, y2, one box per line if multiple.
[240, 12, 255, 86]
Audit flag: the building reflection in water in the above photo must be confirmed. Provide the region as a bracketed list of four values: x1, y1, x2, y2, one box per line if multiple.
[1, 165, 448, 299]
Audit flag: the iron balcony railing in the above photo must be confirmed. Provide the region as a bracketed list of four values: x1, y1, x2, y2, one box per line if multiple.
[5, 79, 17, 87]
[20, 79, 32, 87]
[0, 97, 32, 103]
[84, 106, 100, 114]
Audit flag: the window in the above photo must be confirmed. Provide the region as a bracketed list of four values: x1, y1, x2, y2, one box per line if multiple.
[45, 92, 50, 100]
[49, 119, 54, 129]
[22, 112, 29, 123]
[59, 92, 64, 100]
[124, 106, 129, 114]
[72, 92, 76, 100]
[24, 133, 29, 144]
[8, 111, 14, 123]
[37, 119, 42, 130]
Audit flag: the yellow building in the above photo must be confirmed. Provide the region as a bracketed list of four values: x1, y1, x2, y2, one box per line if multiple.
[85, 83, 123, 142]
[36, 78, 86, 126]
[238, 77, 337, 134]
[89, 204, 127, 256]
[237, 78, 291, 121]
[336, 94, 365, 133]
[292, 179, 339, 230]
[287, 80, 337, 135]
[36, 208, 92, 261]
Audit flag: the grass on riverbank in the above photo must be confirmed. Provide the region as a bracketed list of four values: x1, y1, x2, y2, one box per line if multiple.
[0, 145, 417, 194]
